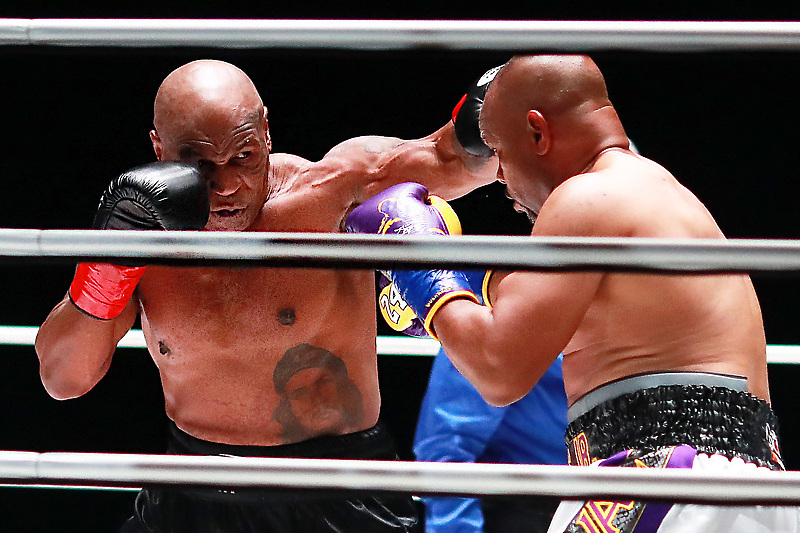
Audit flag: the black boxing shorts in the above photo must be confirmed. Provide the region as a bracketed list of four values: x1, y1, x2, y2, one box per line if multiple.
[546, 372, 797, 533]
[565, 371, 784, 470]
[119, 421, 421, 533]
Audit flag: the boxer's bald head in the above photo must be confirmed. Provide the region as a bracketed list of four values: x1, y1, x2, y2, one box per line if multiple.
[153, 59, 266, 141]
[479, 55, 628, 217]
[150, 60, 272, 232]
[491, 55, 611, 117]
[480, 55, 614, 156]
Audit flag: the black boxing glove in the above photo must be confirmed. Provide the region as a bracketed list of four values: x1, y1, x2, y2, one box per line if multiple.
[451, 65, 502, 158]
[92, 161, 209, 230]
[69, 162, 209, 319]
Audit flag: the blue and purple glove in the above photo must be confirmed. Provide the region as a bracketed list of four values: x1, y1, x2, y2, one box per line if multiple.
[378, 270, 493, 338]
[345, 182, 479, 339]
[376, 274, 428, 337]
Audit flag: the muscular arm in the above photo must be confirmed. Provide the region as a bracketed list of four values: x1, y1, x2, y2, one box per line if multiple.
[35, 294, 138, 399]
[431, 182, 603, 407]
[433, 272, 599, 407]
[376, 122, 498, 200]
[414, 121, 499, 199]
[322, 122, 498, 204]
[35, 162, 205, 401]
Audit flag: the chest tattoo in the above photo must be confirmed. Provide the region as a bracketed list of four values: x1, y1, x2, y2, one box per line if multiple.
[271, 343, 364, 443]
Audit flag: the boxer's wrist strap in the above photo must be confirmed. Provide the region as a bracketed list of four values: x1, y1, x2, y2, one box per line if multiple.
[423, 290, 479, 340]
[69, 262, 147, 320]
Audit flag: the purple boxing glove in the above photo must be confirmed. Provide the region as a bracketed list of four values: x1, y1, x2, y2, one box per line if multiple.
[345, 182, 479, 339]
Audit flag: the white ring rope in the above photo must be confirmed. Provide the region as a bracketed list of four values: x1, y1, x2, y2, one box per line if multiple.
[0, 451, 798, 505]
[7, 229, 800, 274]
[2, 19, 800, 51]
[0, 326, 796, 363]
[0, 326, 441, 356]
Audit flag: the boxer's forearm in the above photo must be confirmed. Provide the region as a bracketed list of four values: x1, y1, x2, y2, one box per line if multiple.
[431, 299, 523, 407]
[35, 295, 135, 399]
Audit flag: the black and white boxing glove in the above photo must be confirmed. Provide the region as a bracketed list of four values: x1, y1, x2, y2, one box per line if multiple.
[451, 65, 502, 158]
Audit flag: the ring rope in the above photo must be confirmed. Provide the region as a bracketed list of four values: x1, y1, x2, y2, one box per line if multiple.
[7, 229, 800, 273]
[1, 326, 797, 363]
[0, 451, 798, 505]
[0, 326, 441, 357]
[2, 19, 800, 51]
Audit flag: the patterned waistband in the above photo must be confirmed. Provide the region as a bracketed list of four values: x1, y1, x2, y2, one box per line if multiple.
[567, 371, 747, 422]
[565, 375, 784, 470]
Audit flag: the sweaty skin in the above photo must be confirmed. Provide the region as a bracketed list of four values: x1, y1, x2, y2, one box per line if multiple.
[433, 55, 769, 408]
[35, 59, 497, 446]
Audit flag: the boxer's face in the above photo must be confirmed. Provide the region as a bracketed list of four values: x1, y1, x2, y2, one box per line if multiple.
[153, 105, 271, 232]
[283, 367, 348, 434]
[481, 91, 546, 220]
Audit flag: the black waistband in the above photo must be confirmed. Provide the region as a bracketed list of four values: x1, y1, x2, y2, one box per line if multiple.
[565, 380, 784, 470]
[567, 371, 748, 422]
[167, 420, 397, 460]
[161, 421, 400, 503]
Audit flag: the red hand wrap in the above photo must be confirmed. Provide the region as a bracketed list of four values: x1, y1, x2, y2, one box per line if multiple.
[69, 263, 147, 320]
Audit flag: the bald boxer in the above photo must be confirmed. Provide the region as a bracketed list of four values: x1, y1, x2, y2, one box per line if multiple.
[34, 59, 498, 533]
[347, 55, 799, 532]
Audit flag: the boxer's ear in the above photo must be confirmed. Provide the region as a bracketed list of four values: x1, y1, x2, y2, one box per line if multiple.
[527, 110, 550, 155]
[261, 106, 272, 153]
[150, 130, 164, 161]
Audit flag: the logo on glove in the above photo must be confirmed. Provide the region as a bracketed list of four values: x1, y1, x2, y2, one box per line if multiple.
[375, 197, 449, 236]
[379, 282, 419, 331]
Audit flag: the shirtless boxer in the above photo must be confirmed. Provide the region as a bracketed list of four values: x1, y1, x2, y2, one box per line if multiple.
[346, 55, 799, 532]
[34, 59, 497, 532]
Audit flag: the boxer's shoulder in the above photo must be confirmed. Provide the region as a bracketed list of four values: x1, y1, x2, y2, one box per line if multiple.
[269, 153, 311, 189]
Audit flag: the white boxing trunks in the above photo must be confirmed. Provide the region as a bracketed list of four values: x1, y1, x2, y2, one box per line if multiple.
[549, 372, 799, 533]
[547, 447, 799, 533]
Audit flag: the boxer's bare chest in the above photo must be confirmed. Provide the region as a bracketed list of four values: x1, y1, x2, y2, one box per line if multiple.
[137, 263, 374, 358]
[135, 179, 372, 359]
[126, 165, 384, 443]
[136, 265, 379, 444]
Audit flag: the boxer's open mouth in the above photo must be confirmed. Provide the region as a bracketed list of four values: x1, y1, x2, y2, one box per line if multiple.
[213, 208, 242, 217]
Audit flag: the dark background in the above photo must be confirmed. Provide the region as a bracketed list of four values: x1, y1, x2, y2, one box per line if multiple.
[3, 2, 800, 531]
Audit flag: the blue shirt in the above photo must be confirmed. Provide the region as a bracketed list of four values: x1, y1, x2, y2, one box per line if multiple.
[413, 347, 568, 533]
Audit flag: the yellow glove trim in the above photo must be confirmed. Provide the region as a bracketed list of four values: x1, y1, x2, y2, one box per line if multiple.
[423, 290, 480, 341]
[481, 270, 494, 308]
[378, 282, 419, 332]
[428, 195, 462, 236]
